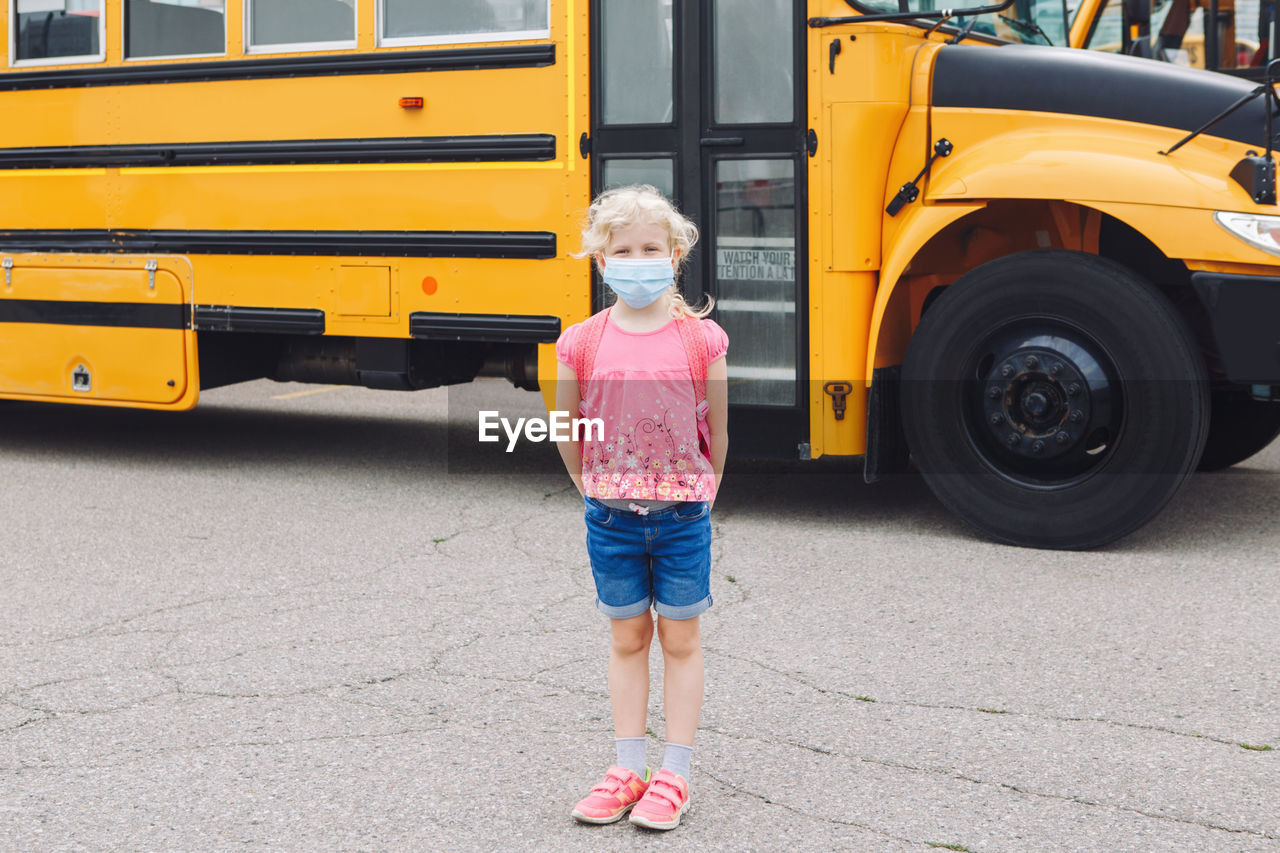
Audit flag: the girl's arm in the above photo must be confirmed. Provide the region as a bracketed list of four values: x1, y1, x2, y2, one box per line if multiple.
[555, 360, 586, 497]
[706, 355, 729, 506]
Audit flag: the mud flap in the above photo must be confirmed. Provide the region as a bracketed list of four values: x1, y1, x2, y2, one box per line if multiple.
[864, 365, 911, 482]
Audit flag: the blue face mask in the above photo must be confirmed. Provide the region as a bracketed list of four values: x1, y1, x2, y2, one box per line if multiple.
[601, 257, 675, 309]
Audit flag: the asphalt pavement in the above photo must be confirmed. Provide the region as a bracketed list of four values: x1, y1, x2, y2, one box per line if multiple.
[1, 378, 1277, 852]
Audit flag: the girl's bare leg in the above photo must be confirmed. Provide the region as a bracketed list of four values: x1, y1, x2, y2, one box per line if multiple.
[609, 613, 655, 737]
[656, 615, 704, 746]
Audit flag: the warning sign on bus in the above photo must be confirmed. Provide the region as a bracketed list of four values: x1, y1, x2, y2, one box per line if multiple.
[716, 247, 795, 283]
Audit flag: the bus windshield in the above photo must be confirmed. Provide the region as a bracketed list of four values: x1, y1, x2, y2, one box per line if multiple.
[846, 0, 1070, 46]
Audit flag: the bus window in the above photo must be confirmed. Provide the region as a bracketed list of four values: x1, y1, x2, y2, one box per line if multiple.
[1077, 0, 1256, 66]
[714, 160, 798, 407]
[12, 0, 103, 63]
[126, 0, 225, 59]
[602, 159, 675, 198]
[713, 0, 792, 124]
[855, 0, 1068, 45]
[248, 0, 356, 50]
[600, 0, 673, 125]
[1078, 0, 1123, 50]
[1077, 0, 1173, 52]
[380, 0, 550, 46]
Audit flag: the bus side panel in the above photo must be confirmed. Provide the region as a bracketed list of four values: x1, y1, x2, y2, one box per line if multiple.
[0, 65, 584, 340]
[0, 5, 590, 404]
[0, 255, 198, 409]
[806, 25, 919, 457]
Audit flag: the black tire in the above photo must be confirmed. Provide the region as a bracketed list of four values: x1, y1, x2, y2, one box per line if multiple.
[1197, 389, 1280, 471]
[901, 251, 1209, 550]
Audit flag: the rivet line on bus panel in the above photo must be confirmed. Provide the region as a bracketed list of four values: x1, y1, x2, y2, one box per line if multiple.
[567, 0, 575, 173]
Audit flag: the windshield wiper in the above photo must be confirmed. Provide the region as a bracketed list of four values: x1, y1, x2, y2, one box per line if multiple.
[1159, 66, 1280, 204]
[947, 18, 980, 44]
[998, 13, 1053, 45]
[811, 0, 1016, 27]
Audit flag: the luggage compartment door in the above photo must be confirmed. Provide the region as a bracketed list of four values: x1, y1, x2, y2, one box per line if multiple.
[0, 254, 197, 409]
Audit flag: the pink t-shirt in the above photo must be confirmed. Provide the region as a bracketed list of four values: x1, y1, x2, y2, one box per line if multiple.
[557, 315, 728, 502]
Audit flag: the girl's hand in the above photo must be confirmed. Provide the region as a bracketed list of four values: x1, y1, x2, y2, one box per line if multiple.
[706, 355, 729, 498]
[555, 360, 585, 494]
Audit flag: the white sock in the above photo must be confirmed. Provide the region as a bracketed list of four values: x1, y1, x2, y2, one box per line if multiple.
[615, 736, 647, 778]
[661, 742, 692, 780]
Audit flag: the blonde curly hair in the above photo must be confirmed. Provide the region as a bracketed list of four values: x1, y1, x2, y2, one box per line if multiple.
[575, 184, 712, 318]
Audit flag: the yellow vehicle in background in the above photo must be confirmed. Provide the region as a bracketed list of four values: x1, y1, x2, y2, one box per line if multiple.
[1069, 0, 1270, 72]
[4, 0, 1280, 548]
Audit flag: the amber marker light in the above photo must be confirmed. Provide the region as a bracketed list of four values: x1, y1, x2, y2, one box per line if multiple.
[399, 97, 425, 109]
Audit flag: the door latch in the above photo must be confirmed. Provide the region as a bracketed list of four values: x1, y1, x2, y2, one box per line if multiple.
[824, 381, 854, 421]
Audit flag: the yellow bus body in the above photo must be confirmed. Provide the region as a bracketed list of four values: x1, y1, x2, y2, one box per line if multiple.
[5, 0, 1280, 546]
[1, 1, 589, 409]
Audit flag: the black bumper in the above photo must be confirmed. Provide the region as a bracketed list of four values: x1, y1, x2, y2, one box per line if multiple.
[1191, 272, 1280, 383]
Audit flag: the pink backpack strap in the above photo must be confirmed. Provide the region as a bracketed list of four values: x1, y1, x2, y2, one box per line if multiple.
[678, 316, 713, 462]
[676, 316, 709, 407]
[573, 307, 611, 402]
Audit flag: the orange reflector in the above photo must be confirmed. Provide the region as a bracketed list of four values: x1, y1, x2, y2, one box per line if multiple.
[399, 97, 425, 109]
[1129, 24, 1140, 38]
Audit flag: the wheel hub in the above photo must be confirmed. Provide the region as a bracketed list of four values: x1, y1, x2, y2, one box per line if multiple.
[982, 347, 1091, 460]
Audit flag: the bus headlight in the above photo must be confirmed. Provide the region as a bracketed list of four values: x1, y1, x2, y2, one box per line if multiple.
[1214, 211, 1280, 257]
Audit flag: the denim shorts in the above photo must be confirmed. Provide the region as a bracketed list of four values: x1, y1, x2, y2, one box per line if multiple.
[584, 496, 713, 620]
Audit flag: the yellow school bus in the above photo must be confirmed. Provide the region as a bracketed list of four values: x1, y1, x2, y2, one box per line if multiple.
[3, 0, 1280, 548]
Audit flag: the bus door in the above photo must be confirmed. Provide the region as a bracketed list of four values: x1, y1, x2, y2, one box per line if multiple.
[588, 0, 809, 458]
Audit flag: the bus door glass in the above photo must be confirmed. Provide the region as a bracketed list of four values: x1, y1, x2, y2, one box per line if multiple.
[708, 0, 800, 414]
[590, 0, 807, 455]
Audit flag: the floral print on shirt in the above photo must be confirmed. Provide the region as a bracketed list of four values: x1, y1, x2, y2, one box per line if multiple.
[584, 399, 714, 501]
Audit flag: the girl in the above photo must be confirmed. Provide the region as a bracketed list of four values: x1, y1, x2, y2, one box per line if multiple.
[555, 185, 729, 831]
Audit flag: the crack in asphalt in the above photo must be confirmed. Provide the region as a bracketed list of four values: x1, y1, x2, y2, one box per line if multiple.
[3, 621, 455, 703]
[700, 726, 1280, 843]
[429, 669, 610, 706]
[0, 714, 52, 735]
[698, 765, 928, 847]
[4, 726, 449, 775]
[703, 646, 1267, 753]
[541, 483, 578, 501]
[0, 543, 465, 654]
[0, 595, 261, 649]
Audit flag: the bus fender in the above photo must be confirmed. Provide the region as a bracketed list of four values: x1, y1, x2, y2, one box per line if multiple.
[866, 201, 985, 385]
[925, 131, 1251, 218]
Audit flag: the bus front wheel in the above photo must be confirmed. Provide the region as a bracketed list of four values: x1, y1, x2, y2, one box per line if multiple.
[901, 251, 1209, 550]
